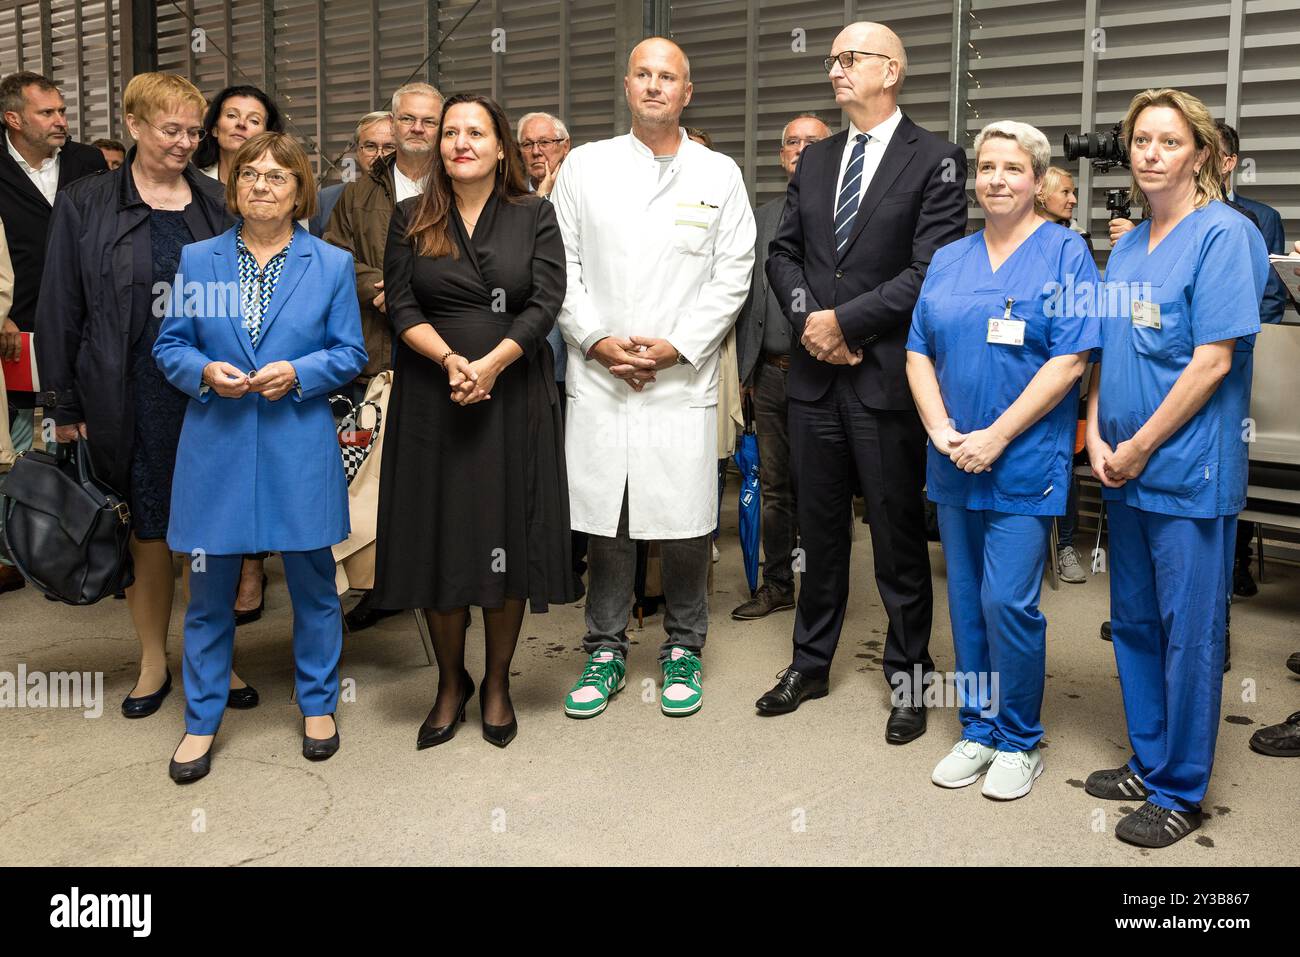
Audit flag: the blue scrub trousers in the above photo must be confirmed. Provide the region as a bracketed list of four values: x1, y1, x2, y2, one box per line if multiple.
[936, 506, 1051, 752]
[183, 547, 341, 734]
[1107, 502, 1233, 812]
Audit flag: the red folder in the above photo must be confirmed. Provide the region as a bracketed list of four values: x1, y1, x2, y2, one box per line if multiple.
[1, 332, 40, 393]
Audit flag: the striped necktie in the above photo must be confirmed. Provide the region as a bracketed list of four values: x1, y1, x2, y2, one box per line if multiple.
[834, 132, 869, 256]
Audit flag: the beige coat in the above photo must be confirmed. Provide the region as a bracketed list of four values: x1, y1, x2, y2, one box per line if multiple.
[332, 371, 393, 593]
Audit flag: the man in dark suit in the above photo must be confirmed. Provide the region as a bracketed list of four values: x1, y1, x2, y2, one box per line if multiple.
[0, 71, 106, 595]
[733, 112, 830, 621]
[755, 22, 968, 743]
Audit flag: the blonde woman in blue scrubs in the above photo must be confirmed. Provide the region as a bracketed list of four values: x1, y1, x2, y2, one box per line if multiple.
[1084, 89, 1268, 847]
[907, 121, 1100, 800]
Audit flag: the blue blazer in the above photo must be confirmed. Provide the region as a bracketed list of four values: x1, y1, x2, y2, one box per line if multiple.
[153, 223, 368, 555]
[1233, 191, 1288, 325]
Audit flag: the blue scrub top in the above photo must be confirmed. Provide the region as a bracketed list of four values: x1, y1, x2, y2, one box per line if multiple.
[1095, 201, 1268, 519]
[907, 222, 1101, 515]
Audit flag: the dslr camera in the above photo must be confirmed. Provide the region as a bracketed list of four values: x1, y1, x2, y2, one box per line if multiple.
[1064, 122, 1131, 220]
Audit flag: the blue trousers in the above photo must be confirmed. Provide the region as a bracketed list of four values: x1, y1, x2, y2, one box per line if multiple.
[183, 548, 341, 734]
[1108, 502, 1232, 812]
[937, 506, 1051, 752]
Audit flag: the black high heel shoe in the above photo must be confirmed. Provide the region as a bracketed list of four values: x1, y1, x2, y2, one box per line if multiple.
[169, 734, 215, 783]
[122, 670, 172, 719]
[234, 574, 268, 626]
[302, 713, 340, 761]
[227, 681, 260, 709]
[416, 672, 475, 750]
[481, 680, 518, 749]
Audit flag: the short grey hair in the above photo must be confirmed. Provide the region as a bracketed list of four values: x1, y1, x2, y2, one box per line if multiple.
[516, 111, 570, 143]
[973, 120, 1052, 179]
[780, 112, 829, 145]
[390, 82, 443, 115]
[355, 110, 393, 142]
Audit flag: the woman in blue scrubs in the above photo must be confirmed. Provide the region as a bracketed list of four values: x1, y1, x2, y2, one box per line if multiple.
[1085, 89, 1268, 847]
[907, 121, 1100, 800]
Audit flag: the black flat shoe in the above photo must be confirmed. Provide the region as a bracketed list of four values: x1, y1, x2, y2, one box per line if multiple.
[343, 591, 401, 633]
[416, 672, 475, 750]
[227, 683, 260, 709]
[122, 670, 172, 718]
[755, 669, 828, 716]
[1288, 652, 1300, 676]
[303, 713, 340, 761]
[1100, 620, 1112, 642]
[234, 574, 268, 626]
[481, 682, 518, 748]
[169, 735, 214, 783]
[886, 704, 927, 744]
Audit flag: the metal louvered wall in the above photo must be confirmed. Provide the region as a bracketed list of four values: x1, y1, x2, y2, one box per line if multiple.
[1, 0, 1296, 239]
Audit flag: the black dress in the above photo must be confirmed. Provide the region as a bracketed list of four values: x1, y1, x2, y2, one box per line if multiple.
[372, 192, 575, 613]
[129, 209, 194, 540]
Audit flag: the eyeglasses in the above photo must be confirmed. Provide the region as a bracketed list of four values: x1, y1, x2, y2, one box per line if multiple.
[357, 142, 397, 156]
[822, 50, 893, 73]
[782, 136, 824, 148]
[236, 167, 297, 188]
[395, 114, 440, 130]
[145, 120, 206, 143]
[519, 137, 568, 151]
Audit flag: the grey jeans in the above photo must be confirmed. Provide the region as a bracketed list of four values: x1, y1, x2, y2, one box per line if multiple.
[583, 485, 710, 660]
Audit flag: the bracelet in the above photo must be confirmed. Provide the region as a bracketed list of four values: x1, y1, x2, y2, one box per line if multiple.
[439, 349, 460, 368]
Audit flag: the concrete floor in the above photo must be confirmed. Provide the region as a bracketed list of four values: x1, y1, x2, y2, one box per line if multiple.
[2, 491, 1297, 867]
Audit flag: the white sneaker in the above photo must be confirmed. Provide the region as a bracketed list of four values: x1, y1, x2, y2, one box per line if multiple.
[1057, 546, 1087, 584]
[931, 739, 997, 788]
[981, 748, 1044, 800]
[712, 543, 720, 563]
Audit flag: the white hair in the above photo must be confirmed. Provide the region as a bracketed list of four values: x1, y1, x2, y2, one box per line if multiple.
[355, 110, 393, 142]
[516, 112, 570, 143]
[973, 120, 1052, 178]
[390, 82, 443, 115]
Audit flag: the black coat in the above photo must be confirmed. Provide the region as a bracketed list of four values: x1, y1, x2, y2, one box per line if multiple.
[0, 131, 107, 332]
[35, 148, 230, 491]
[767, 114, 969, 410]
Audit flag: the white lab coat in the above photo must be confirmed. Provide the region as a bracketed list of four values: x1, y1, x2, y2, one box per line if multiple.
[552, 130, 755, 539]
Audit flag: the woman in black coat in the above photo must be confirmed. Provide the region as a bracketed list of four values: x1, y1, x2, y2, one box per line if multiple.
[36, 72, 257, 717]
[374, 94, 575, 750]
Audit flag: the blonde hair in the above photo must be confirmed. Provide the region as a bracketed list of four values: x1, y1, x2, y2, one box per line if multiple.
[1122, 88, 1223, 211]
[122, 73, 205, 125]
[1034, 165, 1075, 221]
[973, 121, 1052, 179]
[226, 131, 318, 222]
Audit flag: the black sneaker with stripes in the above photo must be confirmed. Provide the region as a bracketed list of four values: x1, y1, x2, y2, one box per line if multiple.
[1084, 765, 1149, 801]
[1114, 801, 1203, 848]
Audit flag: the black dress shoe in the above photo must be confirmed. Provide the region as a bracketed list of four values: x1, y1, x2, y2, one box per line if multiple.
[1249, 711, 1300, 757]
[886, 705, 927, 744]
[1232, 564, 1258, 598]
[234, 574, 268, 626]
[1287, 652, 1300, 676]
[122, 670, 172, 718]
[169, 735, 214, 783]
[227, 683, 260, 709]
[755, 669, 828, 716]
[303, 714, 340, 761]
[416, 672, 475, 750]
[1100, 620, 1112, 642]
[343, 591, 401, 633]
[481, 680, 518, 748]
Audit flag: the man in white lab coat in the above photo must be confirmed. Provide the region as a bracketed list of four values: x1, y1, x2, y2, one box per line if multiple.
[551, 37, 755, 719]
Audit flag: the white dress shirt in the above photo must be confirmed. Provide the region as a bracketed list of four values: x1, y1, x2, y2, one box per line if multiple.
[393, 163, 426, 203]
[835, 107, 903, 210]
[7, 138, 61, 205]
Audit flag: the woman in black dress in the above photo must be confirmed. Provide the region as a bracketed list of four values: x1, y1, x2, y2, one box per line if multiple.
[37, 72, 257, 717]
[375, 93, 574, 750]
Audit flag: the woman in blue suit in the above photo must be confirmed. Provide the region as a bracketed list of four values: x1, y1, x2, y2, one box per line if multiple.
[154, 132, 367, 782]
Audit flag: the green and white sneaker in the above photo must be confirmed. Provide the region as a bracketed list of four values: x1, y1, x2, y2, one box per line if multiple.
[931, 738, 997, 788]
[981, 748, 1044, 800]
[660, 647, 703, 717]
[564, 650, 626, 719]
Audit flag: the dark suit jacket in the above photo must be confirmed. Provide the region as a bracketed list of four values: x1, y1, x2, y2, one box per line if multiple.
[735, 195, 786, 386]
[1232, 191, 1288, 324]
[0, 131, 107, 333]
[767, 113, 968, 410]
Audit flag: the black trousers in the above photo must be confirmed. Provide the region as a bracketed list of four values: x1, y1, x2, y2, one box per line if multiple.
[788, 374, 933, 697]
[753, 358, 798, 593]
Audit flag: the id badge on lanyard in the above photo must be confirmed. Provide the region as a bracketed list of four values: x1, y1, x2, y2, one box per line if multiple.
[987, 297, 1025, 346]
[1131, 299, 1161, 329]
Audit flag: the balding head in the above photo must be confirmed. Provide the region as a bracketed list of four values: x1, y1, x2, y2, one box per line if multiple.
[829, 21, 907, 118]
[624, 37, 693, 131]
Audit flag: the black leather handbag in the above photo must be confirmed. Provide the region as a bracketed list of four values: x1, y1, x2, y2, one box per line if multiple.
[0, 439, 134, 604]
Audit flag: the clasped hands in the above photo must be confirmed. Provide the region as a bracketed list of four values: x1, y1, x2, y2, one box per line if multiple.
[589, 336, 680, 392]
[801, 310, 862, 366]
[1087, 435, 1151, 488]
[928, 421, 1009, 474]
[203, 360, 297, 401]
[444, 354, 502, 406]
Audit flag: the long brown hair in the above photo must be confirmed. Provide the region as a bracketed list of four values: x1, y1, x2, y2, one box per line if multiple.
[405, 93, 530, 258]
